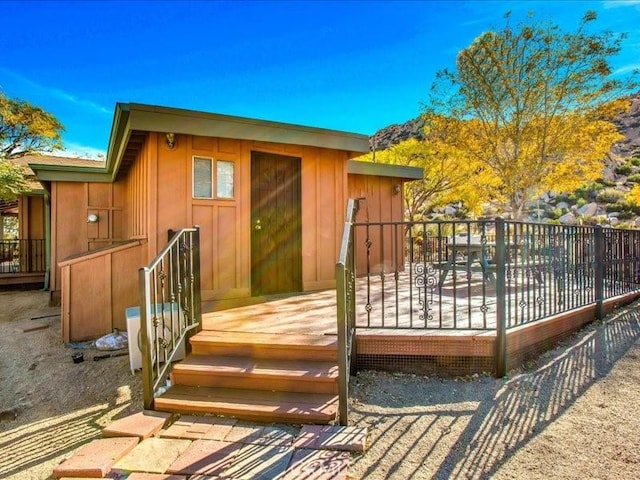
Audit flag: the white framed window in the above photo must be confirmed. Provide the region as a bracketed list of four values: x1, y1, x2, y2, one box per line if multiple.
[216, 160, 234, 199]
[193, 156, 235, 199]
[193, 156, 213, 198]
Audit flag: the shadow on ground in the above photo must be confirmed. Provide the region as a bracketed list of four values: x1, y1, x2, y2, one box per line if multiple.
[350, 305, 640, 479]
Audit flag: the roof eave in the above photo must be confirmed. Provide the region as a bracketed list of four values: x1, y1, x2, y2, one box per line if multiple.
[33, 102, 372, 183]
[347, 160, 424, 180]
[125, 103, 370, 154]
[29, 164, 112, 182]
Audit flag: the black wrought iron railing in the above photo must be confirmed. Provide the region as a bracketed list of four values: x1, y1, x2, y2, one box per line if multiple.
[139, 227, 202, 409]
[0, 239, 45, 274]
[352, 218, 640, 334]
[336, 199, 359, 426]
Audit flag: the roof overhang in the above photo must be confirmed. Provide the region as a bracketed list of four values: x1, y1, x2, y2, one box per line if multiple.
[347, 160, 423, 180]
[31, 103, 371, 183]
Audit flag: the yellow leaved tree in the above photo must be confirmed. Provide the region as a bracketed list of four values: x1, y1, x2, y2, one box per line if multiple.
[358, 136, 497, 222]
[426, 11, 636, 220]
[0, 93, 64, 200]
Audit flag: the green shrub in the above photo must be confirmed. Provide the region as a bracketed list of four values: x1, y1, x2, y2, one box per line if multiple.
[548, 208, 562, 220]
[627, 173, 640, 183]
[615, 163, 633, 175]
[574, 182, 604, 202]
[630, 158, 640, 167]
[617, 210, 635, 220]
[596, 188, 626, 204]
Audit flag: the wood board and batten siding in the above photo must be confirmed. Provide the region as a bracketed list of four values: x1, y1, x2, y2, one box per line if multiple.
[59, 241, 144, 341]
[152, 134, 349, 301]
[50, 181, 127, 297]
[348, 172, 406, 275]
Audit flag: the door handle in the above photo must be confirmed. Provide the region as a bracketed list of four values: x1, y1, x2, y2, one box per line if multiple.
[254, 219, 262, 231]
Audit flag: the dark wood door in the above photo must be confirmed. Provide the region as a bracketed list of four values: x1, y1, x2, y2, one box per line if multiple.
[251, 151, 302, 295]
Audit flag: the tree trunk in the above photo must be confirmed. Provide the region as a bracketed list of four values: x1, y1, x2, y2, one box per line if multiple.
[510, 191, 527, 221]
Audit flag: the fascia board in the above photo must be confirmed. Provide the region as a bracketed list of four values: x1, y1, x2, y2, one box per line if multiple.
[347, 160, 424, 180]
[127, 104, 370, 153]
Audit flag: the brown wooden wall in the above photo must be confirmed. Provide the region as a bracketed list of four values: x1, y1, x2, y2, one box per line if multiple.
[50, 181, 127, 295]
[59, 241, 145, 342]
[149, 134, 349, 300]
[348, 174, 405, 274]
[52, 132, 410, 340]
[127, 134, 151, 240]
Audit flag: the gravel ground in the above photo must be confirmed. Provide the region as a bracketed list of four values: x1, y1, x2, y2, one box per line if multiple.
[1, 290, 639, 479]
[348, 303, 640, 479]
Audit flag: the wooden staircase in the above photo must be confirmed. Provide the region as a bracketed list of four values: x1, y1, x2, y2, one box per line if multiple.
[153, 330, 339, 424]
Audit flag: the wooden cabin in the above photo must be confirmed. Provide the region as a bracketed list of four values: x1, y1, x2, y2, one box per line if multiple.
[1, 156, 103, 287]
[28, 103, 422, 342]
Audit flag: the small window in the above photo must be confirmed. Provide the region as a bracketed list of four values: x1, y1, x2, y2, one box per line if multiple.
[192, 156, 235, 199]
[193, 157, 213, 198]
[217, 160, 235, 199]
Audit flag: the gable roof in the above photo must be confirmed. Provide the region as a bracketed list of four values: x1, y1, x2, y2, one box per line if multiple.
[31, 103, 371, 183]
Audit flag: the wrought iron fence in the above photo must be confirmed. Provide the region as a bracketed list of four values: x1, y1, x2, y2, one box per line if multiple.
[336, 199, 359, 426]
[138, 227, 202, 409]
[352, 219, 640, 333]
[0, 239, 46, 274]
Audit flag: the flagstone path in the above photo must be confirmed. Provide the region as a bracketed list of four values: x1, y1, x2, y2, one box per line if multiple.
[53, 410, 367, 480]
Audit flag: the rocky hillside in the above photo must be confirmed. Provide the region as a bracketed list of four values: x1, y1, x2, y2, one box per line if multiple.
[372, 93, 640, 226]
[371, 93, 640, 155]
[612, 92, 640, 158]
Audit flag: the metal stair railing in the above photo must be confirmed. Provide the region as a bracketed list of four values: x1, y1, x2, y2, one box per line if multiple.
[139, 226, 202, 409]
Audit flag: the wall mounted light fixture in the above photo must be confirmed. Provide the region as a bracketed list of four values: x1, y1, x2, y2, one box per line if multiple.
[393, 184, 402, 196]
[165, 132, 176, 149]
[87, 213, 99, 223]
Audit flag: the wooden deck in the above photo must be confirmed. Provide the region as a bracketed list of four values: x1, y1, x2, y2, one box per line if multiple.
[201, 290, 339, 335]
[200, 279, 500, 336]
[156, 280, 636, 421]
[197, 281, 637, 377]
[0, 272, 45, 287]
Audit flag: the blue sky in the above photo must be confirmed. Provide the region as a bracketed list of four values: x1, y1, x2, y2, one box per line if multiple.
[1, 0, 639, 157]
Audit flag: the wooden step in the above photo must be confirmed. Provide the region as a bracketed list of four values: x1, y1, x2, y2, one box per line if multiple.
[190, 331, 337, 361]
[170, 355, 338, 394]
[154, 385, 338, 424]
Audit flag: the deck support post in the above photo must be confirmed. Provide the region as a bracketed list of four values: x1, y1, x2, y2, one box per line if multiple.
[495, 217, 507, 378]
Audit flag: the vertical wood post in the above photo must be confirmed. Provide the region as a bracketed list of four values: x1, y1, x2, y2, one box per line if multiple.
[495, 217, 507, 378]
[139, 266, 154, 410]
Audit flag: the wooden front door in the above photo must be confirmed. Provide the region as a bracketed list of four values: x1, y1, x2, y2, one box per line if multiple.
[251, 151, 302, 295]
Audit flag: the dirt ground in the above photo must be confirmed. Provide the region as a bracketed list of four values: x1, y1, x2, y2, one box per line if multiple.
[0, 290, 142, 480]
[1, 290, 639, 479]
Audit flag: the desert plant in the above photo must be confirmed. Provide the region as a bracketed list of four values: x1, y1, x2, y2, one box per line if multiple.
[615, 163, 633, 175]
[596, 188, 626, 204]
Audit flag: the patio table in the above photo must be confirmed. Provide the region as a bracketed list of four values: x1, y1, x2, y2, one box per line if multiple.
[438, 241, 496, 286]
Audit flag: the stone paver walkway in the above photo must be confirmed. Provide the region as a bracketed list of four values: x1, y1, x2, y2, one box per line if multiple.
[53, 410, 367, 479]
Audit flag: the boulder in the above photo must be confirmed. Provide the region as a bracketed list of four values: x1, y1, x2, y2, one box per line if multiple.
[559, 212, 577, 225]
[444, 205, 457, 216]
[577, 202, 599, 216]
[556, 201, 570, 210]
